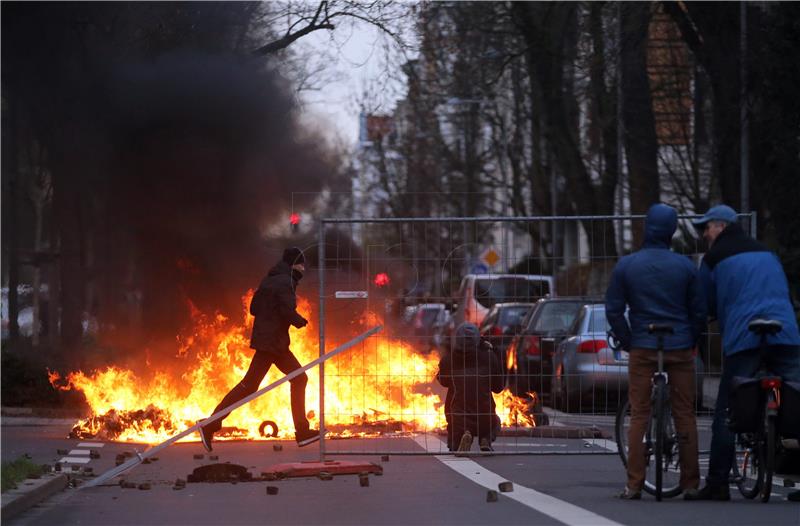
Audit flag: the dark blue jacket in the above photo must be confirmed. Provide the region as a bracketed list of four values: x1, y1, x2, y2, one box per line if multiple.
[699, 223, 800, 355]
[605, 205, 707, 351]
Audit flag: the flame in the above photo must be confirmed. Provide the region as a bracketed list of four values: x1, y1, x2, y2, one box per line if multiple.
[51, 292, 536, 444]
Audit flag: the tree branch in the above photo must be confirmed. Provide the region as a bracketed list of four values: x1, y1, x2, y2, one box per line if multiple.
[252, 21, 335, 56]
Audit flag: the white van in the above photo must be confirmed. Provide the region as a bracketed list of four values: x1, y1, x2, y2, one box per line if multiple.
[453, 274, 555, 327]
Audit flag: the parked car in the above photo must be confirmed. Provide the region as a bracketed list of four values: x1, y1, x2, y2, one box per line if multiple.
[429, 308, 453, 351]
[452, 273, 555, 327]
[552, 303, 707, 413]
[505, 298, 590, 398]
[478, 302, 535, 372]
[410, 303, 446, 352]
[551, 303, 626, 412]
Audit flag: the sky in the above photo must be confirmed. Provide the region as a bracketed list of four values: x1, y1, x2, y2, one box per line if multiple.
[294, 18, 413, 147]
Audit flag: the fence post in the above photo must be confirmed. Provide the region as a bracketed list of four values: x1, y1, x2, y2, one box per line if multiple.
[318, 220, 326, 461]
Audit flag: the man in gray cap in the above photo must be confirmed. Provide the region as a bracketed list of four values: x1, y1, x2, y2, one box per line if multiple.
[199, 247, 321, 450]
[685, 205, 800, 500]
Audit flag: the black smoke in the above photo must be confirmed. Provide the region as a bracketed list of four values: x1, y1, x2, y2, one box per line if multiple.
[102, 51, 335, 344]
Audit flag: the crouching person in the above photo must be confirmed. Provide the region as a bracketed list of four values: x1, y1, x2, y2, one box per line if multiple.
[437, 323, 503, 453]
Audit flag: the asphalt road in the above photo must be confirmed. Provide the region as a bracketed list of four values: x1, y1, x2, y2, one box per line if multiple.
[2, 411, 798, 526]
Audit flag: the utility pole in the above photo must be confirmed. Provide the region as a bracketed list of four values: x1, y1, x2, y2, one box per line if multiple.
[740, 1, 749, 214]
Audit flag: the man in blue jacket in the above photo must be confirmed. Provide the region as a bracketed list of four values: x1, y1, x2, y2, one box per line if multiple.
[685, 205, 800, 501]
[606, 204, 707, 499]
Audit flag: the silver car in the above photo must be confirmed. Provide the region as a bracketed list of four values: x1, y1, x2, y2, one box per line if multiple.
[551, 303, 628, 412]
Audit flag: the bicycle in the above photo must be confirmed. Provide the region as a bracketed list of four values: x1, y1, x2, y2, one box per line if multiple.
[729, 318, 784, 503]
[613, 324, 683, 501]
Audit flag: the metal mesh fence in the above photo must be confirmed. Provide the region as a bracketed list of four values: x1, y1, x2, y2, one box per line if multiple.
[315, 213, 756, 457]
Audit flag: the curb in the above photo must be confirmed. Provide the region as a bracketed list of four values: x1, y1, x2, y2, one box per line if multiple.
[1, 474, 69, 522]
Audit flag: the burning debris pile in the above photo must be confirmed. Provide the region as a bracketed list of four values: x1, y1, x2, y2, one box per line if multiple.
[50, 292, 537, 444]
[68, 405, 178, 440]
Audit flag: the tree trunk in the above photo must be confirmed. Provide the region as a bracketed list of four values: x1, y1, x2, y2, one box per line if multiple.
[514, 3, 617, 259]
[50, 143, 86, 356]
[621, 2, 660, 247]
[2, 95, 21, 343]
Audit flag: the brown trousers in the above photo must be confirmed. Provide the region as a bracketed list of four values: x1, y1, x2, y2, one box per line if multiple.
[626, 348, 699, 492]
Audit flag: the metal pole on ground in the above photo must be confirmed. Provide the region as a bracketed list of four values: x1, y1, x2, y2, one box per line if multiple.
[81, 325, 382, 489]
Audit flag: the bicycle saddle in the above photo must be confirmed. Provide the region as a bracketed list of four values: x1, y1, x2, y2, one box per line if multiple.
[647, 323, 674, 335]
[748, 318, 783, 335]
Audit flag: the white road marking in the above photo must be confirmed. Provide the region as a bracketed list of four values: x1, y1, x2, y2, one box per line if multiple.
[59, 457, 91, 464]
[414, 435, 623, 526]
[68, 449, 91, 456]
[77, 442, 104, 448]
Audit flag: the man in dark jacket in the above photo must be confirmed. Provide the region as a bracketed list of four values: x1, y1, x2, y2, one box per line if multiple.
[606, 203, 707, 499]
[437, 323, 503, 453]
[685, 205, 800, 501]
[199, 247, 320, 450]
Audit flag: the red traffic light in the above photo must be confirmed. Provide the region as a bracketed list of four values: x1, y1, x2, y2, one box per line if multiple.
[373, 273, 390, 287]
[289, 213, 300, 226]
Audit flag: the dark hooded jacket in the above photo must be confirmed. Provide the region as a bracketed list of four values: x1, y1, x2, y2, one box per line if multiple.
[605, 204, 707, 350]
[437, 324, 503, 442]
[249, 260, 307, 352]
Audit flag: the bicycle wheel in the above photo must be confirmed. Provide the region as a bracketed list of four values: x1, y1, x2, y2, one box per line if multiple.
[654, 380, 666, 501]
[615, 394, 682, 499]
[732, 434, 763, 499]
[761, 415, 776, 502]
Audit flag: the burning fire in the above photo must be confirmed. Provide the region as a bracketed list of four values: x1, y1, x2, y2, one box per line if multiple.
[50, 292, 536, 444]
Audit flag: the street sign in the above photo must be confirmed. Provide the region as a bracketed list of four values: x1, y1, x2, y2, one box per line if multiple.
[470, 263, 489, 275]
[335, 291, 368, 299]
[480, 247, 500, 267]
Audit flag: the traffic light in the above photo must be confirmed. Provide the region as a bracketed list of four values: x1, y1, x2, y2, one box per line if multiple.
[290, 212, 300, 233]
[373, 272, 390, 287]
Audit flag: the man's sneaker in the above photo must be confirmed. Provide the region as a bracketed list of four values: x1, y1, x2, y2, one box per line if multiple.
[617, 487, 641, 500]
[455, 431, 473, 456]
[295, 428, 322, 447]
[479, 438, 493, 452]
[198, 422, 214, 452]
[683, 484, 730, 501]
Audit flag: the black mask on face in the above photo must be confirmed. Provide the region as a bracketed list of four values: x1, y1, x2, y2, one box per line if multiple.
[292, 268, 304, 282]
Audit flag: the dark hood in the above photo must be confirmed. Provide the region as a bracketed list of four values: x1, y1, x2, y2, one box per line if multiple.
[454, 323, 480, 353]
[643, 204, 678, 249]
[268, 260, 303, 285]
[268, 260, 292, 278]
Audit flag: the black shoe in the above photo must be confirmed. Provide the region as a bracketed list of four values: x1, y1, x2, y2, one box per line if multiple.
[295, 428, 322, 447]
[479, 438, 493, 452]
[617, 487, 641, 500]
[198, 421, 214, 452]
[683, 484, 730, 501]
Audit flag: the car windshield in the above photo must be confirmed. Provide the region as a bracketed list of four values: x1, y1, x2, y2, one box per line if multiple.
[499, 306, 531, 327]
[474, 278, 550, 309]
[420, 308, 440, 328]
[530, 301, 583, 333]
